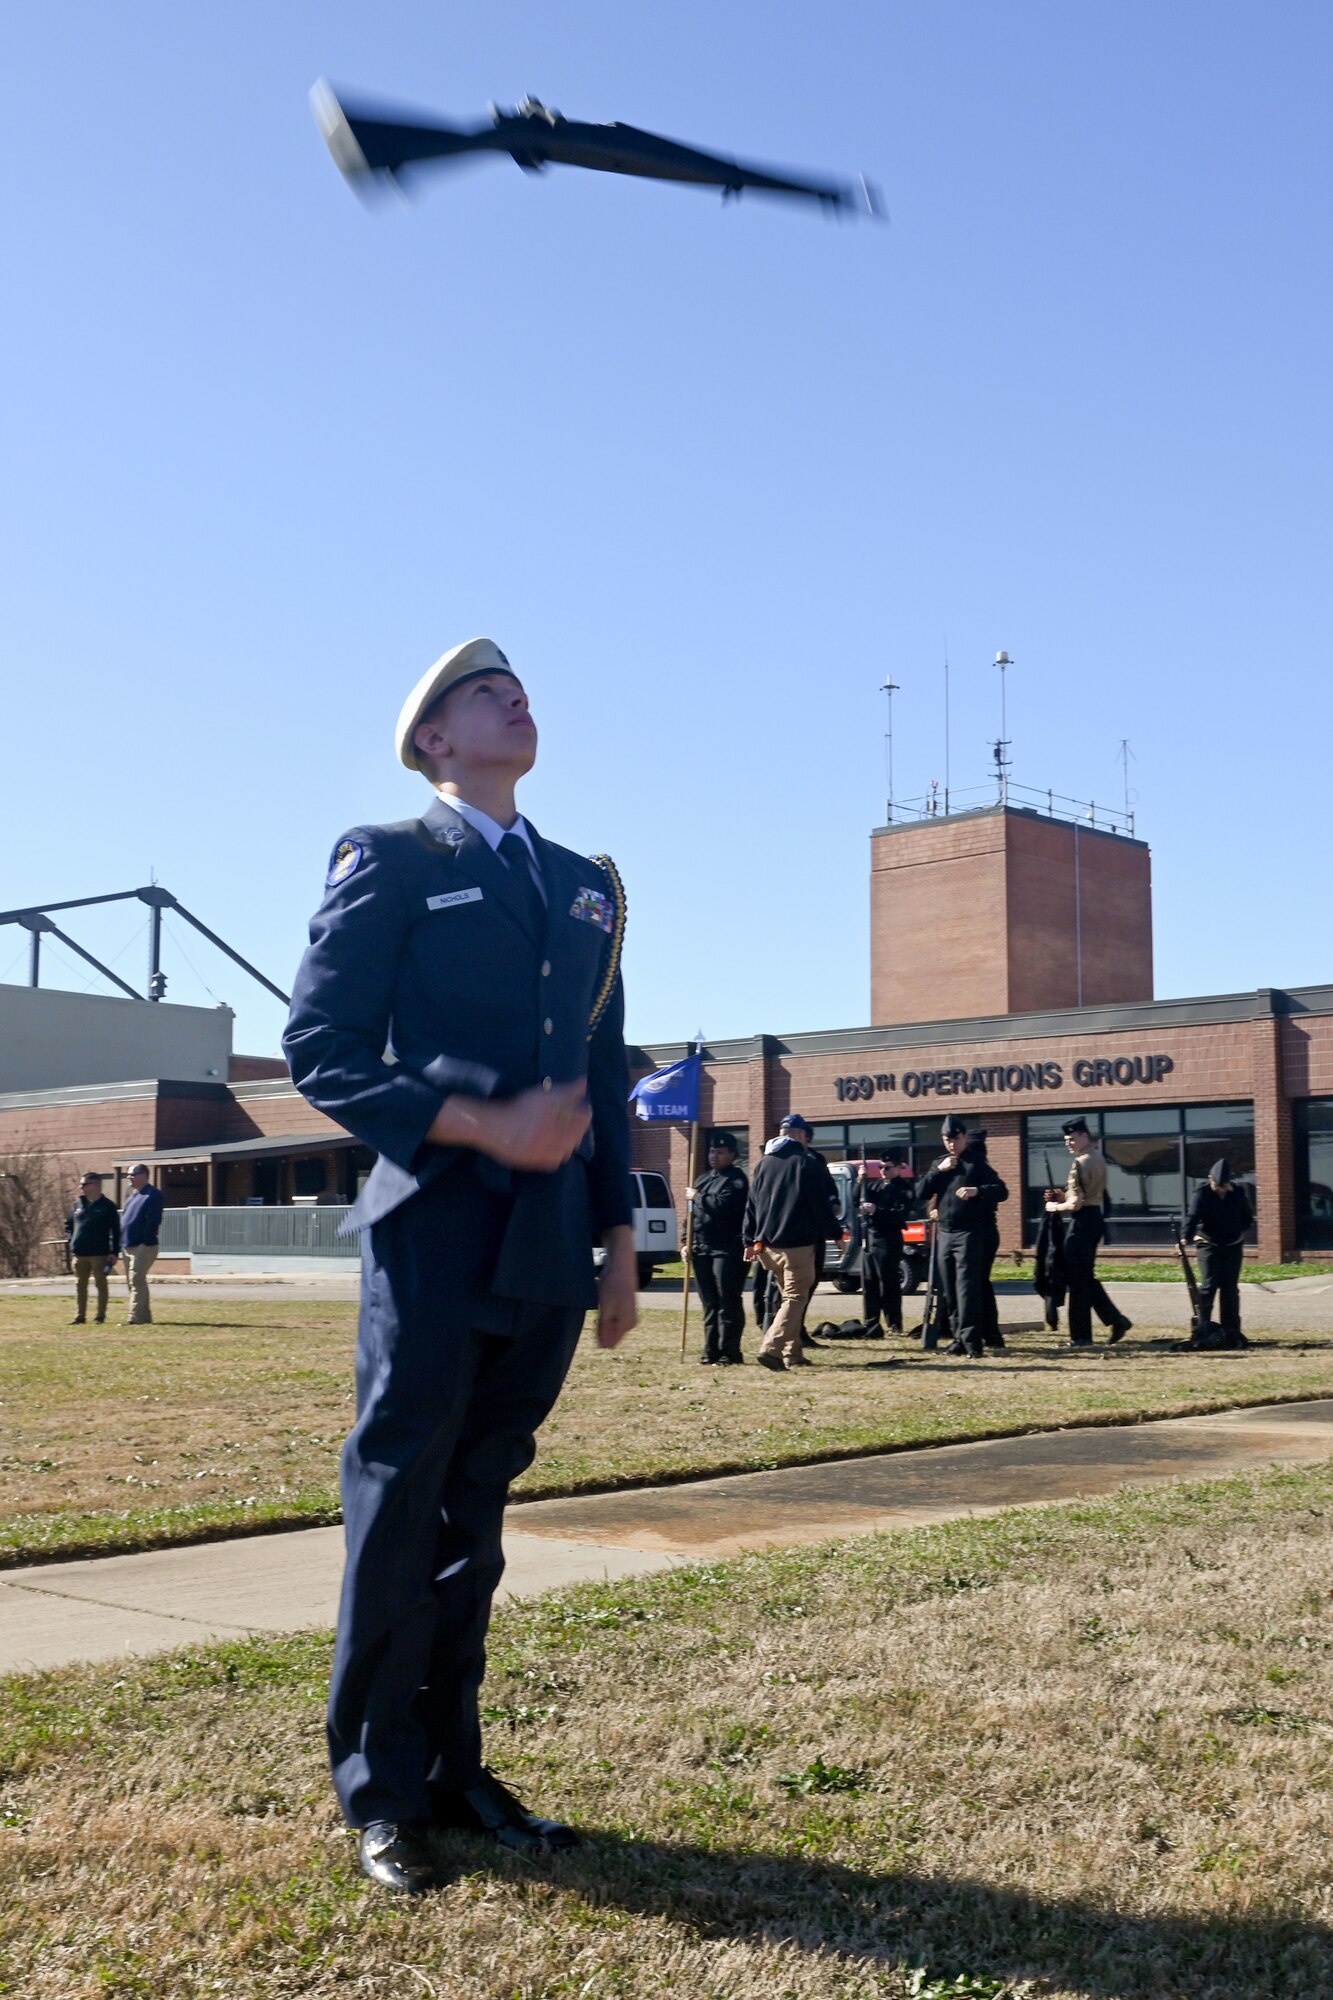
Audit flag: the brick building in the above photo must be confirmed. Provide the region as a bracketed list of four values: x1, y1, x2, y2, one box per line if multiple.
[629, 805, 1333, 1266]
[4, 800, 1332, 1266]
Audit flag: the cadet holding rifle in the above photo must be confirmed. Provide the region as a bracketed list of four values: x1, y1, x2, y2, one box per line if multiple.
[916, 1116, 1008, 1359]
[1182, 1158, 1253, 1349]
[1043, 1117, 1133, 1349]
[857, 1153, 914, 1337]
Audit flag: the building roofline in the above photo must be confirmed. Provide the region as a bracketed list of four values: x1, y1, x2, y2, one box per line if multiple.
[869, 801, 1149, 850]
[0, 1077, 231, 1115]
[115, 1132, 357, 1166]
[631, 982, 1333, 1070]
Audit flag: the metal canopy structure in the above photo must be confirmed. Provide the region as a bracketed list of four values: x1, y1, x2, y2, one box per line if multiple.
[0, 886, 290, 1006]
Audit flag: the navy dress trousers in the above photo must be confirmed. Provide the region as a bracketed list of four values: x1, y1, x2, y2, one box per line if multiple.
[284, 796, 632, 1827]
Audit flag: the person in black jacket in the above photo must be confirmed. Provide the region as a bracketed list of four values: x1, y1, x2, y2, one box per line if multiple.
[916, 1117, 1008, 1358]
[688, 1133, 748, 1364]
[65, 1173, 121, 1325]
[857, 1156, 914, 1337]
[743, 1129, 838, 1371]
[1184, 1159, 1253, 1349]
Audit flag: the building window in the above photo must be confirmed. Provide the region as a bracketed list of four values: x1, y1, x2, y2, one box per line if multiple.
[1023, 1105, 1256, 1248]
[1295, 1100, 1333, 1249]
[809, 1117, 945, 1181]
[293, 1156, 327, 1198]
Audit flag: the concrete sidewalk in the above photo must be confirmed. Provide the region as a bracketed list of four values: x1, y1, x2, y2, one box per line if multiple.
[3, 1398, 1331, 1677]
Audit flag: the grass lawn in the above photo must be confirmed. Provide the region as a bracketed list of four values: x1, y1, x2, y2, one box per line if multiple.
[2, 1292, 1333, 1567]
[4, 1461, 1333, 1997]
[1089, 1262, 1320, 1285]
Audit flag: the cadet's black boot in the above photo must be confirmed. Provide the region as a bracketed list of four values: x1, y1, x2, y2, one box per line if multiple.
[358, 1821, 435, 1895]
[434, 1769, 578, 1855]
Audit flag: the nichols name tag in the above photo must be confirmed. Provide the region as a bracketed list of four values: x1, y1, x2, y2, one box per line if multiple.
[426, 888, 484, 912]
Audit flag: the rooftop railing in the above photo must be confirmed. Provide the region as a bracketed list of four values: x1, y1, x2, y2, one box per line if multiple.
[882, 779, 1135, 837]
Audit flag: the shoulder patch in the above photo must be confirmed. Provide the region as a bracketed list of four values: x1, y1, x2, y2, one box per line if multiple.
[326, 838, 365, 888]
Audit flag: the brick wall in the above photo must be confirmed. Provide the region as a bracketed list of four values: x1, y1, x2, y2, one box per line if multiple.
[870, 809, 1153, 1024]
[0, 1094, 162, 1184]
[1281, 1013, 1333, 1099]
[871, 816, 1011, 1022]
[630, 1015, 1268, 1251]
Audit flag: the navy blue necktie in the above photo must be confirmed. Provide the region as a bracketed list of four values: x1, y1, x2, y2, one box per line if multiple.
[498, 831, 545, 938]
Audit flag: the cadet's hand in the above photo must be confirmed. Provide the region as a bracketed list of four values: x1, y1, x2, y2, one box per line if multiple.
[956, 1185, 978, 1200]
[431, 1082, 591, 1171]
[596, 1227, 637, 1349]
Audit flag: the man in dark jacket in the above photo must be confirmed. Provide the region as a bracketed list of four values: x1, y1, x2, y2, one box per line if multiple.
[743, 1126, 838, 1371]
[120, 1164, 166, 1325]
[688, 1132, 748, 1364]
[915, 1117, 1007, 1358]
[1184, 1159, 1253, 1349]
[65, 1174, 120, 1325]
[858, 1156, 914, 1337]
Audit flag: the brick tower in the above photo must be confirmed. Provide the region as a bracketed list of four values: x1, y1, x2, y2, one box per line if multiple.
[870, 805, 1153, 1025]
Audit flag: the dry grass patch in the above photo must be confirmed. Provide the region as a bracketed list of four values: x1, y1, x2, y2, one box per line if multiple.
[3, 1290, 1333, 1564]
[4, 1464, 1333, 1996]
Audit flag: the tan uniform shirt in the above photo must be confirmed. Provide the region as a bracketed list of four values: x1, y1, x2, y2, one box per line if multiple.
[1066, 1147, 1108, 1212]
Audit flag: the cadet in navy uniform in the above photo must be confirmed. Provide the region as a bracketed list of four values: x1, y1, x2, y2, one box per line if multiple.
[284, 638, 637, 1895]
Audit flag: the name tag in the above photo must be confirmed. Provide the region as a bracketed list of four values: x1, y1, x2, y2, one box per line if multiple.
[426, 888, 483, 912]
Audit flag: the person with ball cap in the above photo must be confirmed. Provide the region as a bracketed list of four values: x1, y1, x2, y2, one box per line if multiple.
[284, 637, 635, 1893]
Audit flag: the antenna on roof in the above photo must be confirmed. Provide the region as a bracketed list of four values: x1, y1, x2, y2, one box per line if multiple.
[881, 677, 899, 821]
[942, 644, 951, 814]
[1118, 738, 1137, 827]
[994, 651, 1013, 806]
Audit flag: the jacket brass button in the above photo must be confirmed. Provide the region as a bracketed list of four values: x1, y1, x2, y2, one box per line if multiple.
[541, 1076, 553, 1091]
[544, 1018, 553, 1034]
[541, 960, 551, 977]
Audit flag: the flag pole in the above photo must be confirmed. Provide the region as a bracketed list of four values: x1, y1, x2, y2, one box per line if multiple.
[678, 1030, 706, 1359]
[679, 1116, 699, 1358]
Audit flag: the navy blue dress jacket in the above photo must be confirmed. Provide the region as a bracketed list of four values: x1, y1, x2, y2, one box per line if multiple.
[283, 796, 632, 1306]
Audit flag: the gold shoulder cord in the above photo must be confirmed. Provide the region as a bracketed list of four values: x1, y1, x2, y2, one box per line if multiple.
[586, 853, 627, 1039]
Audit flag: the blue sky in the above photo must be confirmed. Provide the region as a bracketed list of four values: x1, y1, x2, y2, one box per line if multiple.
[3, 2, 1330, 1057]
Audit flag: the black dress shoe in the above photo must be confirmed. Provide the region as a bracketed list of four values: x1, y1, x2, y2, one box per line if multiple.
[358, 1820, 435, 1894]
[434, 1768, 579, 1855]
[755, 1351, 787, 1371]
[1108, 1316, 1132, 1344]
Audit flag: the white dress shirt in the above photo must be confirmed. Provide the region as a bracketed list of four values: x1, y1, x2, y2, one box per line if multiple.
[438, 793, 545, 902]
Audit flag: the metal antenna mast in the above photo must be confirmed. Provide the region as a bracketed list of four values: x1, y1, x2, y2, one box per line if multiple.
[943, 648, 951, 813]
[994, 650, 1013, 805]
[1118, 737, 1136, 822]
[881, 677, 899, 820]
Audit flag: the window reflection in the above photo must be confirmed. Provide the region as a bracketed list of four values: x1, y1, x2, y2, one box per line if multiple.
[1296, 1100, 1333, 1248]
[1023, 1104, 1256, 1247]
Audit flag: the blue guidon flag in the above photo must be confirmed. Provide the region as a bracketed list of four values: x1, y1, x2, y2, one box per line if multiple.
[629, 1052, 702, 1123]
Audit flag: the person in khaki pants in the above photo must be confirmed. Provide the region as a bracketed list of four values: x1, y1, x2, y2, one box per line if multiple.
[119, 1163, 165, 1325]
[742, 1118, 836, 1372]
[65, 1173, 121, 1325]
